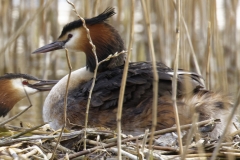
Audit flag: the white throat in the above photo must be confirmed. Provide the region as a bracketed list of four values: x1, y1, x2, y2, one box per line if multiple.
[11, 79, 38, 97]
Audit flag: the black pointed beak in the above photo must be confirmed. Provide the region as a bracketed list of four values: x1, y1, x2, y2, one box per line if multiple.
[27, 80, 58, 91]
[32, 41, 65, 54]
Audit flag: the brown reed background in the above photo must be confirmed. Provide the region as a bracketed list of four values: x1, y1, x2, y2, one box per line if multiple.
[0, 0, 239, 127]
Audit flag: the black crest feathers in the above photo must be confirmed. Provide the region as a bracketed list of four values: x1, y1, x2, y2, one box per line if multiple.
[59, 7, 116, 38]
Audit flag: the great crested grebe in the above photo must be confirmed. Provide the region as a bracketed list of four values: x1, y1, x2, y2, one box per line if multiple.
[31, 8, 237, 138]
[0, 73, 57, 117]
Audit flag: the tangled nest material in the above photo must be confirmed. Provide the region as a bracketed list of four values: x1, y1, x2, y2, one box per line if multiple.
[0, 119, 240, 160]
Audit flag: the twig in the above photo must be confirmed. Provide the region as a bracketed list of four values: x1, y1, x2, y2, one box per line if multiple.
[66, 0, 98, 151]
[30, 145, 48, 160]
[51, 48, 72, 160]
[50, 142, 75, 154]
[8, 122, 48, 139]
[141, 129, 149, 153]
[20, 148, 38, 159]
[181, 14, 203, 84]
[0, 105, 32, 126]
[175, 153, 225, 158]
[222, 152, 240, 156]
[63, 48, 73, 127]
[98, 51, 127, 66]
[171, 0, 183, 155]
[0, 135, 57, 147]
[210, 89, 240, 160]
[146, 145, 194, 153]
[108, 147, 138, 160]
[86, 139, 138, 159]
[65, 119, 216, 159]
[230, 129, 240, 138]
[1, 125, 50, 135]
[233, 122, 239, 130]
[83, 50, 127, 154]
[140, 0, 159, 154]
[87, 139, 112, 157]
[0, 130, 84, 146]
[86, 139, 137, 159]
[222, 146, 240, 153]
[116, 1, 135, 159]
[8, 148, 19, 159]
[182, 113, 200, 159]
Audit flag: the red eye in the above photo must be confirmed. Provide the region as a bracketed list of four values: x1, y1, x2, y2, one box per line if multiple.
[68, 34, 73, 39]
[22, 80, 28, 85]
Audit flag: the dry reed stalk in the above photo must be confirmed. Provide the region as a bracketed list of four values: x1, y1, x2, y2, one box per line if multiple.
[116, 1, 135, 159]
[222, 146, 240, 153]
[50, 48, 72, 160]
[141, 129, 149, 153]
[181, 113, 205, 159]
[24, 145, 48, 160]
[2, 125, 49, 135]
[140, 1, 159, 156]
[65, 0, 98, 151]
[230, 129, 240, 138]
[223, 152, 240, 157]
[8, 122, 47, 139]
[93, 0, 99, 16]
[50, 142, 75, 154]
[171, 0, 183, 155]
[108, 147, 138, 160]
[20, 148, 38, 159]
[178, 153, 224, 158]
[210, 0, 228, 92]
[146, 145, 194, 153]
[0, 135, 57, 147]
[0, 0, 55, 56]
[0, 105, 33, 127]
[181, 15, 204, 85]
[84, 0, 89, 18]
[117, 0, 122, 23]
[87, 139, 138, 159]
[8, 148, 19, 159]
[0, 130, 86, 147]
[63, 48, 73, 127]
[205, 22, 212, 90]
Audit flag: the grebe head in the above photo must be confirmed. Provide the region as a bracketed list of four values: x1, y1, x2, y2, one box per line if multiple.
[0, 73, 57, 117]
[33, 8, 125, 72]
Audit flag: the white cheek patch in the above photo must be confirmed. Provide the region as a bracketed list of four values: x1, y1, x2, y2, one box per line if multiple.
[65, 29, 82, 51]
[11, 79, 38, 96]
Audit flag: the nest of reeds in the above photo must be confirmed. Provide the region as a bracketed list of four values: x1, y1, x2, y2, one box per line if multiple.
[0, 119, 240, 160]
